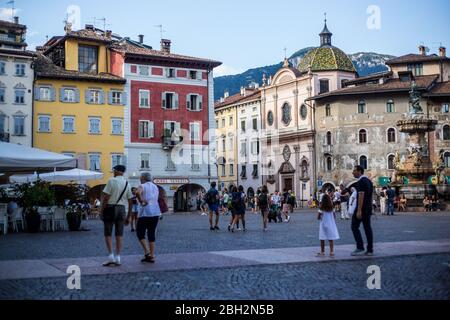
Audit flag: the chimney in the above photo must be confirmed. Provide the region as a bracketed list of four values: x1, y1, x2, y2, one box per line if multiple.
[161, 39, 171, 54]
[105, 30, 112, 39]
[240, 87, 245, 96]
[224, 92, 229, 99]
[439, 46, 446, 57]
[419, 45, 426, 55]
[64, 22, 72, 35]
[13, 16, 19, 24]
[138, 34, 144, 44]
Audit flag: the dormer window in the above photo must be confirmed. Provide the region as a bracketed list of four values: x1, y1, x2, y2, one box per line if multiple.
[78, 45, 98, 74]
[407, 63, 423, 76]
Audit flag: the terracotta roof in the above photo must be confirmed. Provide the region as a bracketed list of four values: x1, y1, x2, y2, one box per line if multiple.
[423, 81, 450, 97]
[386, 54, 450, 65]
[0, 48, 36, 58]
[309, 74, 439, 100]
[66, 29, 113, 43]
[110, 40, 222, 68]
[215, 90, 260, 109]
[0, 19, 26, 30]
[34, 53, 126, 84]
[343, 71, 392, 86]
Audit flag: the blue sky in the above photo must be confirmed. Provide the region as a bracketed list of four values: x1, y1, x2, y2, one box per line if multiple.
[2, 0, 449, 76]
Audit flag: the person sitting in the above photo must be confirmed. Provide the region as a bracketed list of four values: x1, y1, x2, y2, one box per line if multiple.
[399, 194, 407, 212]
[431, 195, 439, 211]
[423, 196, 431, 212]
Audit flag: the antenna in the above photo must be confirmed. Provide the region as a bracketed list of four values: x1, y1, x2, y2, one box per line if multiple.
[6, 0, 15, 22]
[88, 17, 97, 28]
[283, 47, 287, 59]
[98, 18, 112, 31]
[154, 24, 165, 40]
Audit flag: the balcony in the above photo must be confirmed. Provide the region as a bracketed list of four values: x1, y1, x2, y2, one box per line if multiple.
[0, 132, 9, 142]
[161, 133, 183, 150]
[323, 145, 333, 154]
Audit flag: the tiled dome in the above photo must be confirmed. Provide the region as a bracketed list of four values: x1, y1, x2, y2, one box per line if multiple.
[297, 46, 356, 74]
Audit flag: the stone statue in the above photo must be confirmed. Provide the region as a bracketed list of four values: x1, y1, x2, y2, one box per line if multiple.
[434, 150, 446, 184]
[408, 146, 423, 167]
[394, 151, 402, 170]
[409, 81, 423, 114]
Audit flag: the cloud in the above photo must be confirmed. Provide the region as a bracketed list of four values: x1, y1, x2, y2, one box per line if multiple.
[214, 64, 243, 77]
[0, 8, 20, 21]
[28, 30, 39, 37]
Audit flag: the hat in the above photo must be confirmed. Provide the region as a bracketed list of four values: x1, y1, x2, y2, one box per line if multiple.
[113, 165, 126, 173]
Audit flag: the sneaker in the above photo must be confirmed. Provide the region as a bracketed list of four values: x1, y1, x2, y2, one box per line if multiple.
[214, 226, 220, 231]
[114, 256, 121, 266]
[351, 249, 366, 256]
[236, 228, 242, 231]
[228, 225, 231, 232]
[365, 251, 374, 256]
[263, 228, 268, 232]
[287, 216, 291, 222]
[210, 227, 215, 231]
[141, 254, 155, 263]
[243, 228, 247, 232]
[102, 255, 115, 267]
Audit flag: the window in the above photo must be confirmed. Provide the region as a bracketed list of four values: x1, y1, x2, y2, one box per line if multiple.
[139, 121, 154, 139]
[407, 63, 423, 76]
[229, 164, 234, 176]
[63, 88, 76, 103]
[166, 154, 176, 171]
[89, 154, 101, 171]
[222, 138, 226, 151]
[187, 94, 202, 111]
[388, 154, 395, 170]
[215, 120, 219, 129]
[319, 79, 329, 94]
[267, 111, 274, 126]
[442, 103, 449, 113]
[139, 66, 149, 76]
[62, 117, 75, 133]
[251, 140, 260, 155]
[443, 125, 450, 140]
[359, 129, 367, 143]
[13, 116, 24, 135]
[326, 156, 332, 171]
[110, 91, 124, 105]
[301, 160, 309, 179]
[0, 115, 5, 133]
[15, 90, 25, 104]
[40, 87, 52, 101]
[229, 116, 233, 126]
[111, 154, 125, 169]
[241, 120, 246, 132]
[190, 123, 201, 141]
[241, 165, 247, 179]
[89, 118, 101, 134]
[164, 121, 180, 136]
[38, 116, 50, 133]
[326, 131, 332, 145]
[189, 70, 199, 80]
[341, 79, 347, 88]
[15, 64, 25, 76]
[88, 89, 102, 104]
[281, 103, 292, 125]
[387, 128, 396, 143]
[221, 118, 225, 128]
[386, 100, 395, 113]
[191, 153, 200, 171]
[0, 62, 5, 75]
[358, 100, 366, 114]
[325, 104, 331, 117]
[221, 165, 226, 177]
[252, 164, 258, 178]
[78, 45, 98, 73]
[240, 141, 247, 156]
[0, 88, 4, 103]
[252, 118, 258, 131]
[359, 156, 368, 170]
[162, 92, 178, 109]
[111, 119, 123, 135]
[445, 152, 450, 168]
[140, 153, 150, 169]
[166, 68, 175, 78]
[228, 136, 234, 149]
[300, 104, 308, 120]
[139, 90, 150, 108]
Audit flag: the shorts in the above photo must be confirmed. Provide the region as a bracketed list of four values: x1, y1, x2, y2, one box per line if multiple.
[209, 204, 220, 214]
[136, 216, 160, 242]
[103, 205, 126, 237]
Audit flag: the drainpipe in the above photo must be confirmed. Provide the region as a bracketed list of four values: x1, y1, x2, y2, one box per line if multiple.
[207, 68, 211, 185]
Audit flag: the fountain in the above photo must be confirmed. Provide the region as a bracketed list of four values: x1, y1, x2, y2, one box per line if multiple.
[392, 81, 449, 208]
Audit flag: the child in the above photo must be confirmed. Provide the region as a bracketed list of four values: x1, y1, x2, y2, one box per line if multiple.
[317, 194, 340, 258]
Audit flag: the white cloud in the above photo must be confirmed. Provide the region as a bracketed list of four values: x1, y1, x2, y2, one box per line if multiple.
[214, 64, 243, 77]
[0, 8, 20, 21]
[28, 30, 39, 37]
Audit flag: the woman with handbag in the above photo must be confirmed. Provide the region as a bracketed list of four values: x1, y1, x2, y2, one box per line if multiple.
[133, 172, 164, 264]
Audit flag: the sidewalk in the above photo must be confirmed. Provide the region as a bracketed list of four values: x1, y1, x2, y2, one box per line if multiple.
[1, 239, 449, 280]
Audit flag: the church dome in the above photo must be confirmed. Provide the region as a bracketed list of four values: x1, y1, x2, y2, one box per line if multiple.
[297, 19, 356, 74]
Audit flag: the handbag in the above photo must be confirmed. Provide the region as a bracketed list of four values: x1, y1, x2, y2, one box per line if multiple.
[102, 182, 128, 222]
[158, 195, 169, 214]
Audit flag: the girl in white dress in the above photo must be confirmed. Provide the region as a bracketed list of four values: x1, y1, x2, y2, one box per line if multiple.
[317, 194, 340, 258]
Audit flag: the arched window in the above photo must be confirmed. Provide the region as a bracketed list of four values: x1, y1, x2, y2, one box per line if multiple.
[300, 104, 308, 120]
[388, 154, 395, 170]
[326, 131, 332, 145]
[281, 103, 292, 125]
[445, 152, 450, 168]
[359, 155, 368, 170]
[359, 129, 367, 143]
[326, 156, 333, 171]
[325, 104, 331, 117]
[387, 128, 396, 143]
[300, 160, 309, 179]
[386, 99, 395, 113]
[358, 100, 366, 114]
[443, 125, 450, 140]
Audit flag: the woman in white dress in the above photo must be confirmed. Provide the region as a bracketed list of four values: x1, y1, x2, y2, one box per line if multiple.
[317, 194, 340, 258]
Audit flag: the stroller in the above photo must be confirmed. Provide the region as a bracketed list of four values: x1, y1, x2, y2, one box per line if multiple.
[268, 204, 283, 223]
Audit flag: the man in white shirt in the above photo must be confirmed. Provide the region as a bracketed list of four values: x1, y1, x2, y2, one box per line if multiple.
[101, 165, 133, 267]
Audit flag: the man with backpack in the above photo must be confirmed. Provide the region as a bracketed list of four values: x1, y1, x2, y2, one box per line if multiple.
[205, 182, 220, 231]
[258, 186, 270, 232]
[229, 186, 246, 232]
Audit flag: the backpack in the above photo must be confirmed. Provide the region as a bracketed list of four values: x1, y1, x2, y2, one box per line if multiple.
[232, 192, 244, 210]
[258, 193, 268, 208]
[205, 190, 216, 205]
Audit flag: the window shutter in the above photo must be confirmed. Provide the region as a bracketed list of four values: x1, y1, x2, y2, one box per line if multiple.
[34, 87, 41, 101]
[121, 91, 127, 106]
[108, 91, 113, 105]
[198, 95, 203, 110]
[187, 94, 191, 110]
[75, 89, 80, 103]
[149, 121, 154, 138]
[99, 90, 105, 104]
[85, 90, 91, 104]
[174, 94, 179, 109]
[50, 88, 56, 101]
[162, 92, 166, 108]
[175, 122, 181, 135]
[60, 88, 65, 102]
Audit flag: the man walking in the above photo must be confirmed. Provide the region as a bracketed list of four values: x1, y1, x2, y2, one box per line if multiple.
[205, 182, 220, 231]
[101, 165, 133, 267]
[386, 186, 396, 216]
[351, 165, 374, 256]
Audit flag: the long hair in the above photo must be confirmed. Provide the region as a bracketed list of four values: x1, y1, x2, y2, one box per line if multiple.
[320, 194, 334, 212]
[261, 185, 268, 194]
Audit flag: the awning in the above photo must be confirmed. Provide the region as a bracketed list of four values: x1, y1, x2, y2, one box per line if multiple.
[10, 169, 103, 184]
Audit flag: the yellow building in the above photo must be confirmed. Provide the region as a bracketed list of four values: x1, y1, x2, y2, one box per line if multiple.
[33, 25, 126, 192]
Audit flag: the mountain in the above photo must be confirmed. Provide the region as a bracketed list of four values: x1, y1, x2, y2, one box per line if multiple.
[214, 48, 396, 101]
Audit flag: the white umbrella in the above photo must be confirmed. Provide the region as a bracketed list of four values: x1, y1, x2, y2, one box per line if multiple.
[10, 169, 103, 184]
[0, 142, 77, 173]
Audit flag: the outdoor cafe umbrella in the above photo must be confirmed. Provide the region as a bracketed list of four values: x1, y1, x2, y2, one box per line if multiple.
[10, 169, 104, 184]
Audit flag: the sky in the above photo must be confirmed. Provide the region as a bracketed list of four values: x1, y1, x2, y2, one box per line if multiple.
[1, 0, 449, 76]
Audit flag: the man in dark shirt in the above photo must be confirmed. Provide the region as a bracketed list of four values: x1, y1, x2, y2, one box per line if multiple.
[386, 186, 396, 216]
[351, 165, 374, 256]
[206, 182, 220, 231]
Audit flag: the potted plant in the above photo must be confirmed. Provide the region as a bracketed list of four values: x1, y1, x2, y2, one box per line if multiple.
[63, 184, 89, 232]
[14, 180, 55, 233]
